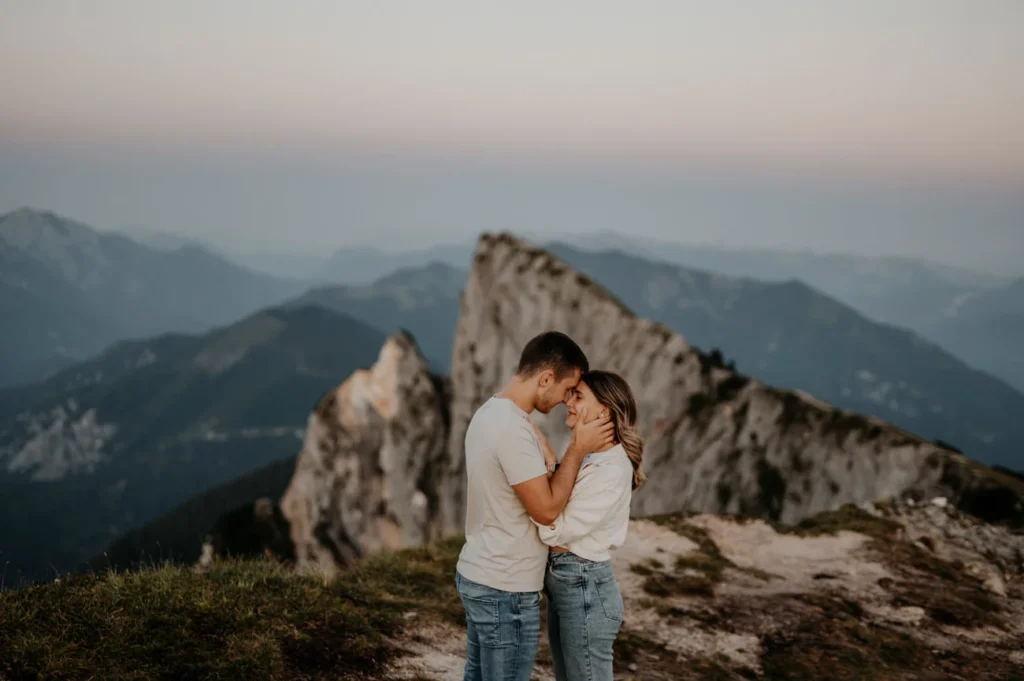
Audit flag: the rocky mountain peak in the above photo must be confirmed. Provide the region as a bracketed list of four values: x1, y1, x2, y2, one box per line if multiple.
[279, 331, 449, 577]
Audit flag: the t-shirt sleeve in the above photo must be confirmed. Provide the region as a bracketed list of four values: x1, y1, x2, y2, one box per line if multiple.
[496, 418, 548, 486]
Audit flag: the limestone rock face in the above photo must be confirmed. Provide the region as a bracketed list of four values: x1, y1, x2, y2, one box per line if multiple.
[444, 233, 1024, 532]
[280, 331, 449, 576]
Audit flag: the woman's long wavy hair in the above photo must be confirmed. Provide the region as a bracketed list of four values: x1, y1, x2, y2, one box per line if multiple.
[579, 370, 645, 490]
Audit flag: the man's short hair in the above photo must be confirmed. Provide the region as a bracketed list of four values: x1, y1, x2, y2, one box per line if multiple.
[516, 331, 589, 379]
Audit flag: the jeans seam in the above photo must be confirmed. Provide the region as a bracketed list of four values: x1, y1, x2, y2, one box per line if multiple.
[509, 593, 521, 681]
[582, 567, 594, 681]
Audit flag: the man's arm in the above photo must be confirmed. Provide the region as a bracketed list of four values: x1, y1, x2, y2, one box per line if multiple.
[512, 407, 615, 526]
[512, 446, 586, 526]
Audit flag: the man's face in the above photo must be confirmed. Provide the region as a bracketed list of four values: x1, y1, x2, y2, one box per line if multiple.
[535, 367, 581, 414]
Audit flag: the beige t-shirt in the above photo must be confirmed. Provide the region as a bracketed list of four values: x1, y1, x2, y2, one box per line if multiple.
[456, 396, 549, 592]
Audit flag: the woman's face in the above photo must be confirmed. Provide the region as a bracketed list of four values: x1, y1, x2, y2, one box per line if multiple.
[565, 380, 607, 429]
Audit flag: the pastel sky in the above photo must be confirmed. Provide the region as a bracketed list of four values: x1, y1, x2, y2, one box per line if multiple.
[1, 1, 1022, 271]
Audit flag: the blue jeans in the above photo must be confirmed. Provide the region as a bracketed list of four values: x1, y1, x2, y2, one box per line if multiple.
[456, 571, 542, 681]
[544, 553, 624, 681]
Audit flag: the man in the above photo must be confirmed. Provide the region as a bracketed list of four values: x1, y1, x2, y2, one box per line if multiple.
[455, 331, 616, 681]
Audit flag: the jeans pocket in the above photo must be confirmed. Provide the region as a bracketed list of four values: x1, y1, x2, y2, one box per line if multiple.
[461, 593, 501, 646]
[595, 576, 624, 622]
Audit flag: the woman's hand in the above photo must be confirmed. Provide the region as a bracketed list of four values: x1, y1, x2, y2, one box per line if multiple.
[526, 417, 559, 470]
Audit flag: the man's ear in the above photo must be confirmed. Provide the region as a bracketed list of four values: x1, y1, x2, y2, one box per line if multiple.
[537, 369, 554, 388]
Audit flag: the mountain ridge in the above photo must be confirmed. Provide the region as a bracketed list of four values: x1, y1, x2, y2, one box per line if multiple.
[288, 261, 464, 370]
[0, 208, 308, 388]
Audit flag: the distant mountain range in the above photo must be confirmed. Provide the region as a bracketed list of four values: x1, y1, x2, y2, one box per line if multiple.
[105, 224, 1024, 392]
[920, 277, 1024, 394]
[1, 209, 308, 388]
[314, 243, 473, 284]
[206, 227, 1024, 392]
[289, 261, 464, 370]
[0, 305, 384, 581]
[564, 233, 1024, 392]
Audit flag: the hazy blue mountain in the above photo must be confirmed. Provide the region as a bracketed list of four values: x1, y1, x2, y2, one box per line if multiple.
[564, 232, 1024, 390]
[0, 305, 385, 582]
[290, 261, 465, 370]
[117, 226, 333, 282]
[0, 208, 308, 388]
[922, 277, 1024, 392]
[221, 249, 331, 282]
[572, 231, 1009, 330]
[280, 230, 1018, 372]
[547, 243, 1024, 470]
[316, 243, 473, 284]
[114, 226, 224, 254]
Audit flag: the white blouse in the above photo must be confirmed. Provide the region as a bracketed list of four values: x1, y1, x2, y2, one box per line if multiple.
[534, 444, 633, 562]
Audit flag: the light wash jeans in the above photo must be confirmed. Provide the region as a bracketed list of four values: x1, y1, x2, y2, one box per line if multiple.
[544, 552, 624, 681]
[456, 571, 542, 681]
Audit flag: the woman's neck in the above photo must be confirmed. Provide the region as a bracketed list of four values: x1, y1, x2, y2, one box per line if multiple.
[594, 439, 618, 454]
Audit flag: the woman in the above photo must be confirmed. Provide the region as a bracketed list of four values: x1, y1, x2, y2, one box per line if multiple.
[529, 370, 645, 681]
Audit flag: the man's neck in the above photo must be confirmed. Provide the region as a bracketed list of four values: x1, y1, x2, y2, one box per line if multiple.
[496, 378, 535, 414]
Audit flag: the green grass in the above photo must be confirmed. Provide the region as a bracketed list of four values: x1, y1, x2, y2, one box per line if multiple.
[0, 537, 463, 681]
[781, 504, 902, 541]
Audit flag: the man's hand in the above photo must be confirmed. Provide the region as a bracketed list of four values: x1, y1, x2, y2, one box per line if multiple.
[567, 407, 616, 456]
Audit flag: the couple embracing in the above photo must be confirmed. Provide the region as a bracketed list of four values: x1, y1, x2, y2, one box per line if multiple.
[455, 331, 645, 681]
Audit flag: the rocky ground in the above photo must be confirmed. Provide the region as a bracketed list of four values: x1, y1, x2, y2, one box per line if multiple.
[389, 500, 1024, 681]
[5, 498, 1019, 680]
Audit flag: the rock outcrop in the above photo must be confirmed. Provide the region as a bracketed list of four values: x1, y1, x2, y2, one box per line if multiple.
[280, 331, 450, 577]
[443, 233, 1024, 532]
[391, 504, 1024, 681]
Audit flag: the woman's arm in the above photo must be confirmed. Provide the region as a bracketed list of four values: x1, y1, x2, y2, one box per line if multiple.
[527, 418, 560, 478]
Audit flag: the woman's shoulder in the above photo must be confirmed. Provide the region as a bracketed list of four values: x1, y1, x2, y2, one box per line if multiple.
[581, 446, 632, 481]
